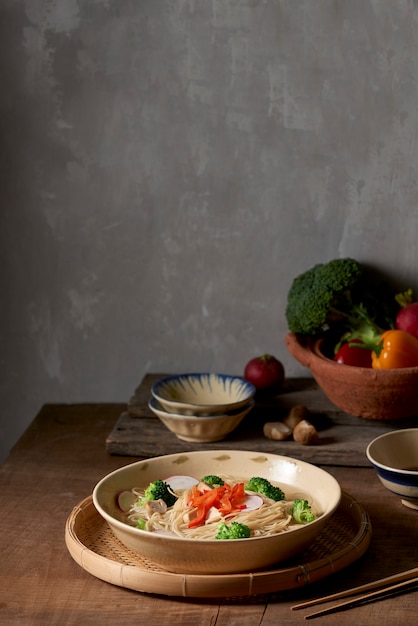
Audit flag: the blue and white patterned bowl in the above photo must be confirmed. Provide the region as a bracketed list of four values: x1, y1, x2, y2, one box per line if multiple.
[149, 397, 255, 442]
[151, 373, 256, 416]
[366, 429, 418, 510]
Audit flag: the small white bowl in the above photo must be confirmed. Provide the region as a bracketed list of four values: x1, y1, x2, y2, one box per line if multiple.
[151, 373, 256, 416]
[366, 428, 418, 510]
[92, 450, 341, 574]
[149, 397, 254, 442]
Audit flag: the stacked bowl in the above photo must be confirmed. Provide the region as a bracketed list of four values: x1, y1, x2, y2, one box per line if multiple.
[149, 373, 256, 442]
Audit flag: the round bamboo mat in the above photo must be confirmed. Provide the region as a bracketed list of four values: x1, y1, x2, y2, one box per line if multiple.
[65, 492, 371, 598]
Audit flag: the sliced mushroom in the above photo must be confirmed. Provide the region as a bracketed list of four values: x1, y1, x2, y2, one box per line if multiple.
[145, 498, 168, 516]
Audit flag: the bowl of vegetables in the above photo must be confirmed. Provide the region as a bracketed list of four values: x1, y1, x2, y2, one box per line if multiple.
[92, 449, 341, 575]
[366, 429, 418, 509]
[285, 258, 418, 421]
[286, 332, 418, 420]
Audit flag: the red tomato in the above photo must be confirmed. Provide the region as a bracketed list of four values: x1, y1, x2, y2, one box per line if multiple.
[244, 354, 285, 392]
[333, 340, 372, 368]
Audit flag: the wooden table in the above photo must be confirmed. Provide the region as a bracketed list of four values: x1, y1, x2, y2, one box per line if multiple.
[1, 376, 418, 625]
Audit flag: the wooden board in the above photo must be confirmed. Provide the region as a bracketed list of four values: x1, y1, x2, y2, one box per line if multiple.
[106, 375, 418, 467]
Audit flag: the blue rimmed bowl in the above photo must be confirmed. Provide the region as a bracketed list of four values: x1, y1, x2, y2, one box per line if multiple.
[366, 429, 418, 510]
[151, 373, 256, 416]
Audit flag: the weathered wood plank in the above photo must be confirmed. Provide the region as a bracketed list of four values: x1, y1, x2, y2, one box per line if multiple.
[107, 375, 418, 466]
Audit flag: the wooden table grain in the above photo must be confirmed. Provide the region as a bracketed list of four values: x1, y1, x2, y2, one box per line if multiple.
[1, 381, 418, 625]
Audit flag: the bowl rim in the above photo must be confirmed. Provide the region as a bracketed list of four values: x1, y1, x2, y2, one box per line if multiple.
[366, 428, 418, 474]
[92, 449, 342, 545]
[148, 396, 255, 420]
[288, 332, 418, 374]
[151, 373, 256, 407]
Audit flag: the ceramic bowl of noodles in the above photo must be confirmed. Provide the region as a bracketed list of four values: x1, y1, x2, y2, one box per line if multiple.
[285, 332, 418, 420]
[92, 449, 341, 575]
[151, 373, 256, 416]
[148, 397, 255, 442]
[366, 428, 418, 510]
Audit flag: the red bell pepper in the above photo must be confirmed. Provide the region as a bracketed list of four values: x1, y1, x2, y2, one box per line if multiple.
[334, 339, 373, 368]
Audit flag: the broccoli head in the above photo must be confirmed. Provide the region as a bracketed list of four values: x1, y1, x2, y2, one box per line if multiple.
[285, 258, 363, 336]
[285, 258, 400, 345]
[200, 475, 225, 487]
[140, 479, 177, 507]
[215, 521, 251, 539]
[291, 499, 315, 524]
[246, 477, 285, 502]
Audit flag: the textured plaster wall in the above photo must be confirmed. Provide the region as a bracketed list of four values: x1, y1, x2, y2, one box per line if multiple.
[1, 1, 418, 462]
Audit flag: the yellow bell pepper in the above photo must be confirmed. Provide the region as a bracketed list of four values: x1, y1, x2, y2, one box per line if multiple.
[372, 330, 418, 369]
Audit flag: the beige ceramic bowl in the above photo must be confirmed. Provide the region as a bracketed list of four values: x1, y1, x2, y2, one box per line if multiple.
[366, 429, 418, 510]
[149, 397, 254, 442]
[286, 332, 418, 420]
[151, 373, 256, 416]
[92, 449, 341, 575]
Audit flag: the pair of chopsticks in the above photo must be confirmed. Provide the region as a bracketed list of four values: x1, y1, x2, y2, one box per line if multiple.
[292, 566, 418, 620]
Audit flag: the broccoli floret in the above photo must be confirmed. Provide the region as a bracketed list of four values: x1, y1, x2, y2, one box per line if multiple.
[200, 475, 225, 487]
[215, 521, 251, 539]
[246, 477, 285, 502]
[285, 258, 364, 336]
[136, 517, 146, 530]
[285, 257, 399, 353]
[291, 499, 315, 524]
[140, 480, 177, 507]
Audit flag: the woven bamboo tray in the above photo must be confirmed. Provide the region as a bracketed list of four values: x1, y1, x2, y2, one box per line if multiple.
[65, 492, 371, 598]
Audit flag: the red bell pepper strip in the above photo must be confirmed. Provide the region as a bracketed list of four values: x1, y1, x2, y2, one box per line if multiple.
[218, 483, 247, 515]
[186, 482, 247, 528]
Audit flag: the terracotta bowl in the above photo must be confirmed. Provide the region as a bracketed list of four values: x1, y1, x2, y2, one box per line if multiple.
[366, 429, 418, 510]
[92, 449, 341, 575]
[285, 332, 418, 421]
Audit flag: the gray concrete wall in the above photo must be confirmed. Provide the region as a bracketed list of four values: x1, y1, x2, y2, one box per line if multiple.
[2, 0, 418, 462]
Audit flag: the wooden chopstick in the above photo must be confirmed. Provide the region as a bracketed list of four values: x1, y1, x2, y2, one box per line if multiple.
[292, 565, 418, 610]
[303, 577, 418, 620]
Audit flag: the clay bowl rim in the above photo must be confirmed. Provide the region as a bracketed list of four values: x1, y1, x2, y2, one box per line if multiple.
[287, 332, 418, 379]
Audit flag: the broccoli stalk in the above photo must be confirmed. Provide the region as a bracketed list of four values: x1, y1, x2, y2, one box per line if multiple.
[140, 479, 177, 507]
[291, 499, 315, 524]
[334, 302, 385, 354]
[246, 477, 285, 501]
[215, 521, 251, 539]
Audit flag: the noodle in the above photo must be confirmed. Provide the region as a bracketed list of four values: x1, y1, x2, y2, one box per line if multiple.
[126, 474, 315, 539]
